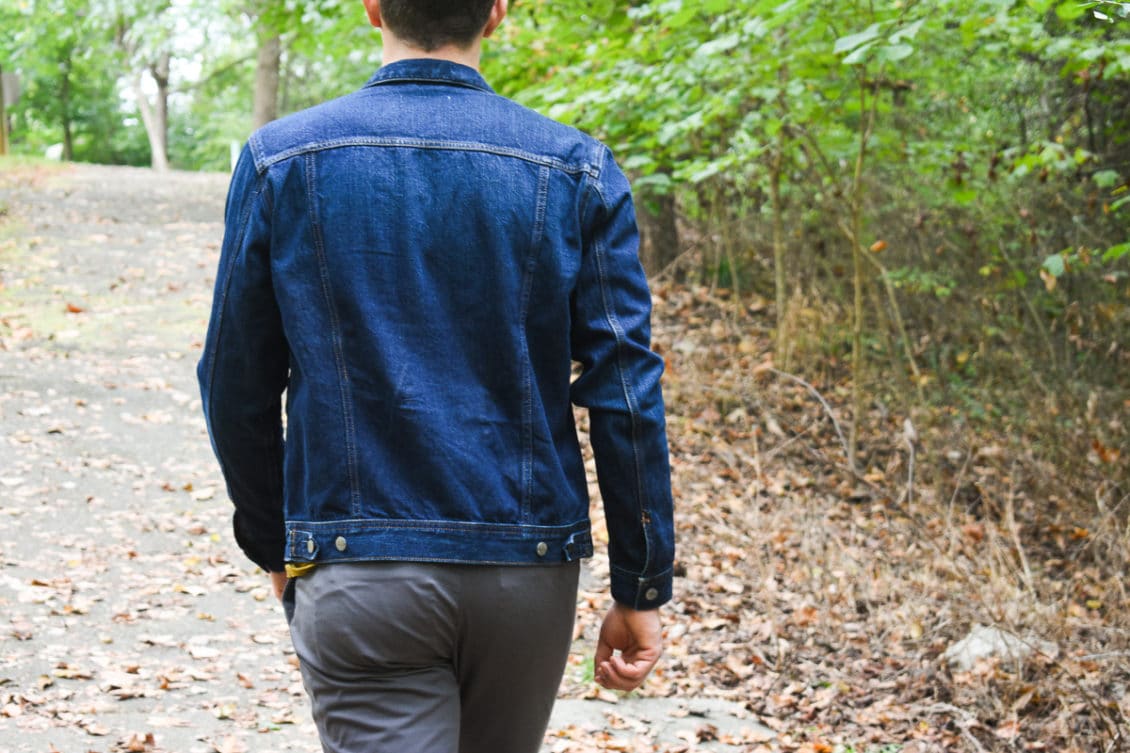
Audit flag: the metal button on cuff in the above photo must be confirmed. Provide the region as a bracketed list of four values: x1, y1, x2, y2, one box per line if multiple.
[335, 536, 347, 552]
[536, 541, 548, 557]
[306, 540, 315, 554]
[645, 587, 659, 601]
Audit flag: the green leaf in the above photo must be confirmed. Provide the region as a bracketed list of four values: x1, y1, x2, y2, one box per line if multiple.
[1077, 43, 1106, 62]
[667, 4, 697, 30]
[843, 40, 878, 65]
[622, 154, 655, 172]
[1055, 2, 1088, 20]
[889, 19, 925, 44]
[634, 172, 673, 192]
[877, 43, 915, 62]
[1043, 254, 1066, 278]
[834, 23, 882, 55]
[1102, 242, 1130, 262]
[696, 34, 740, 57]
[743, 17, 770, 38]
[1007, 269, 1029, 290]
[686, 162, 725, 184]
[1092, 170, 1120, 188]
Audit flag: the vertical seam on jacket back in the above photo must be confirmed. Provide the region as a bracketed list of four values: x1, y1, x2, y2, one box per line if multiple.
[304, 152, 362, 513]
[518, 164, 551, 522]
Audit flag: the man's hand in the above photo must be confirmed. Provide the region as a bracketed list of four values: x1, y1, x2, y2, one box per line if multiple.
[594, 603, 663, 691]
[269, 571, 288, 601]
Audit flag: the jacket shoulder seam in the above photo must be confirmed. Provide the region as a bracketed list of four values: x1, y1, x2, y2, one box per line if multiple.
[254, 136, 599, 177]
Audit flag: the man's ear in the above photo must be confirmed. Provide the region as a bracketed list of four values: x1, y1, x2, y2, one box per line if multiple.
[482, 0, 508, 38]
[362, 0, 382, 28]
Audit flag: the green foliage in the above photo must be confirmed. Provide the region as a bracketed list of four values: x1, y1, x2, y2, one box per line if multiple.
[0, 0, 144, 163]
[491, 0, 1129, 485]
[0, 0, 385, 167]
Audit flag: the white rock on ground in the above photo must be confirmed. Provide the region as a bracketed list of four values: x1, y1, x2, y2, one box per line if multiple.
[943, 624, 1058, 671]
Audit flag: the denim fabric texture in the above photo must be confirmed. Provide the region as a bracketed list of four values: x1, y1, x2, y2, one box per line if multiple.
[197, 59, 675, 609]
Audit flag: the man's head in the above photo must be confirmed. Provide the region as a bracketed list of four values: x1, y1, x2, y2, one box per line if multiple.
[364, 0, 505, 52]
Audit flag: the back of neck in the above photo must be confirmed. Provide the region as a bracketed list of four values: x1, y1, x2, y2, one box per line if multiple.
[380, 33, 482, 71]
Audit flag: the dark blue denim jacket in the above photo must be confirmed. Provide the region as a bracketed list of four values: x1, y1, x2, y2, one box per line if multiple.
[197, 60, 674, 609]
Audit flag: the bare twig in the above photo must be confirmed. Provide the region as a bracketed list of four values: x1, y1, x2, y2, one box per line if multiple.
[899, 418, 916, 507]
[924, 703, 988, 752]
[961, 727, 990, 753]
[852, 229, 926, 402]
[1004, 461, 1036, 596]
[1078, 651, 1130, 661]
[945, 446, 974, 555]
[751, 419, 763, 498]
[650, 239, 703, 283]
[767, 368, 850, 464]
[762, 424, 817, 461]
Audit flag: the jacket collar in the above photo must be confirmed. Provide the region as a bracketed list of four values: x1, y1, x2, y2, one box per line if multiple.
[363, 59, 495, 94]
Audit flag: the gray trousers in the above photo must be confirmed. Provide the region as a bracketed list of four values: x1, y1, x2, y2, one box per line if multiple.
[284, 561, 580, 753]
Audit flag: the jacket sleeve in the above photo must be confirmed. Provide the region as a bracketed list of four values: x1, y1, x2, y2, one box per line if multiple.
[570, 145, 675, 610]
[196, 145, 289, 573]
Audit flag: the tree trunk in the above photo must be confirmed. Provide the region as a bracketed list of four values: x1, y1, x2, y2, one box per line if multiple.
[846, 76, 880, 474]
[62, 118, 74, 161]
[252, 33, 282, 129]
[134, 68, 169, 172]
[60, 52, 74, 161]
[637, 191, 679, 277]
[150, 53, 170, 171]
[771, 65, 789, 368]
[0, 63, 9, 156]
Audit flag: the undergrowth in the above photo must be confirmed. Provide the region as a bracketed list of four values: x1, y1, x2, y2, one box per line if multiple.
[647, 282, 1129, 752]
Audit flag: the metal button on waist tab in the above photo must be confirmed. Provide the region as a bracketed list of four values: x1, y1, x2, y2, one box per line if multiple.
[645, 587, 659, 601]
[536, 542, 548, 557]
[335, 536, 347, 552]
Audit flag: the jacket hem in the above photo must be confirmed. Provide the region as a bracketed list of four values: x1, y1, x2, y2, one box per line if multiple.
[285, 518, 594, 565]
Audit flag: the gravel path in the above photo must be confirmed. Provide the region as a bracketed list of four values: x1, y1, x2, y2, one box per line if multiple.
[0, 162, 762, 753]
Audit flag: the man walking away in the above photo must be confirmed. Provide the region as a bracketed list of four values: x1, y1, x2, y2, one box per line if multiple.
[197, 2, 675, 751]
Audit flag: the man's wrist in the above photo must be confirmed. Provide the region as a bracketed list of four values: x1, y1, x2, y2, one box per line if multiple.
[611, 601, 661, 613]
[609, 566, 672, 610]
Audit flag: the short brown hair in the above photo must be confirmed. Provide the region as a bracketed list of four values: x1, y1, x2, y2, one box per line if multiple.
[380, 0, 496, 51]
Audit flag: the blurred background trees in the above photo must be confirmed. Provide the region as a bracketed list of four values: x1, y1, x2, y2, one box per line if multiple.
[1, 0, 1127, 492]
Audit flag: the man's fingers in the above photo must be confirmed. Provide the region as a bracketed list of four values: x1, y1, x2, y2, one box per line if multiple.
[610, 652, 658, 680]
[593, 603, 664, 691]
[594, 637, 613, 668]
[596, 661, 632, 690]
[595, 652, 660, 691]
[595, 657, 655, 691]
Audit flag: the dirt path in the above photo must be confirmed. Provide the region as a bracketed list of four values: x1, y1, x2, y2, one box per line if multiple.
[0, 163, 322, 753]
[0, 163, 758, 753]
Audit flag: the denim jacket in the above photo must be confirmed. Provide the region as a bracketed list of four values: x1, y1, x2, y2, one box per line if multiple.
[197, 60, 674, 609]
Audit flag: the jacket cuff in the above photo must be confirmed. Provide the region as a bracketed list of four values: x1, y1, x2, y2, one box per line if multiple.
[233, 511, 286, 573]
[610, 566, 672, 610]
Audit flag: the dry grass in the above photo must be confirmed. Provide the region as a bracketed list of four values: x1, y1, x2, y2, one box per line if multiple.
[629, 282, 1130, 752]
